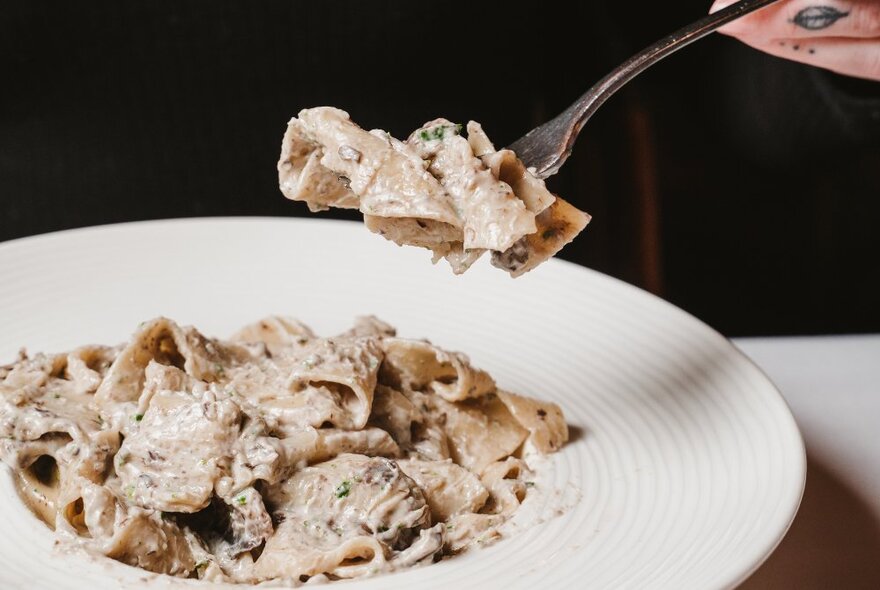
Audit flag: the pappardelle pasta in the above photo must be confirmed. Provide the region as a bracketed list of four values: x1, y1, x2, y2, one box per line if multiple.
[278, 107, 591, 276]
[0, 317, 567, 584]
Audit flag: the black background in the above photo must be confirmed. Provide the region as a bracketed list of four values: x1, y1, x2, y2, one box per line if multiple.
[2, 1, 879, 336]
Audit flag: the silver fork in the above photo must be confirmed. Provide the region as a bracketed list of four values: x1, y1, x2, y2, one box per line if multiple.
[507, 0, 780, 179]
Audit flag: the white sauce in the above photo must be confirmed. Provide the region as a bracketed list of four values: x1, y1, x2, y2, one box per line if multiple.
[0, 316, 570, 585]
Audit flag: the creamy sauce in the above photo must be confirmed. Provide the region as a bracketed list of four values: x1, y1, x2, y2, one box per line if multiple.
[0, 316, 568, 585]
[278, 107, 591, 276]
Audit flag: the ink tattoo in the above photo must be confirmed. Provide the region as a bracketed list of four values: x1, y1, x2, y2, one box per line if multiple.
[791, 6, 850, 30]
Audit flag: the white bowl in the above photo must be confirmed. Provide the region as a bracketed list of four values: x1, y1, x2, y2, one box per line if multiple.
[0, 218, 805, 589]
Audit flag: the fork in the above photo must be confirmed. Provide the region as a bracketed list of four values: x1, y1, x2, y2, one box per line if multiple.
[507, 0, 780, 179]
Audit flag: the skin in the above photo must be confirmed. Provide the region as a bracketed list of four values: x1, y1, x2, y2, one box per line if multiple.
[710, 0, 880, 81]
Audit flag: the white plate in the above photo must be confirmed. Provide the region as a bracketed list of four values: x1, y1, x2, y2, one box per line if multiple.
[0, 218, 804, 590]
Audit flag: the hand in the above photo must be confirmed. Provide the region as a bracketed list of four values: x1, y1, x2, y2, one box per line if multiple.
[710, 0, 880, 81]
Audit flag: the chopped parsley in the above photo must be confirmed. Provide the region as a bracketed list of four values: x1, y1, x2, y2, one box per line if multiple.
[235, 494, 247, 506]
[335, 480, 352, 499]
[133, 413, 143, 422]
[524, 481, 536, 488]
[417, 124, 461, 142]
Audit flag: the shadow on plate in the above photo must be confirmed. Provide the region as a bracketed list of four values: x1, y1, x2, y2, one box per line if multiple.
[567, 424, 587, 445]
[740, 452, 880, 589]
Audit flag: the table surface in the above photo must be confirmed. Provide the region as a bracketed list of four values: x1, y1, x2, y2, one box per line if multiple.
[733, 335, 880, 589]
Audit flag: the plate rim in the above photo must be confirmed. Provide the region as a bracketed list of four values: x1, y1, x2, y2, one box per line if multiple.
[0, 216, 807, 588]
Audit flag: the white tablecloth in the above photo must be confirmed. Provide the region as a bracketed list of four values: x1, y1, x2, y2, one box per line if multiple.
[733, 335, 880, 589]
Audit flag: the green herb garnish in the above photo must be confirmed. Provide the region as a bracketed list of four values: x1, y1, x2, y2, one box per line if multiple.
[335, 480, 352, 499]
[235, 494, 247, 505]
[417, 124, 461, 142]
[133, 413, 143, 422]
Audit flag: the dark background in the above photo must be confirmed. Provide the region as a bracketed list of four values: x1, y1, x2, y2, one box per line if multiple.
[2, 1, 879, 336]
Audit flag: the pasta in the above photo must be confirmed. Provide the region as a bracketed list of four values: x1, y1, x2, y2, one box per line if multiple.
[0, 316, 567, 584]
[278, 107, 591, 276]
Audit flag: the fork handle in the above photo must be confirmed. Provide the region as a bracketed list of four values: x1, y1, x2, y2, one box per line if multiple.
[517, 0, 780, 178]
[572, 0, 780, 132]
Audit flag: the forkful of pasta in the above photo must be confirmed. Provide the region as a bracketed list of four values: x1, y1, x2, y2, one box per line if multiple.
[278, 109, 590, 278]
[278, 0, 777, 277]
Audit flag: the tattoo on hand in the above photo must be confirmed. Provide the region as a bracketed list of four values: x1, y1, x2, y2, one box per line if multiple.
[791, 6, 850, 30]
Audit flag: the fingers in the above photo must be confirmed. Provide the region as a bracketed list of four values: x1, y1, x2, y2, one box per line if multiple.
[709, 0, 880, 81]
[710, 0, 880, 39]
[736, 35, 880, 80]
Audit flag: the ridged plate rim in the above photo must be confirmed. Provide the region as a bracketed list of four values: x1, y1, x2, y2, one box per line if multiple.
[0, 217, 805, 590]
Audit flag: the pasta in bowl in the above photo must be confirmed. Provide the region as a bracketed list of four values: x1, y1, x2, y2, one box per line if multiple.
[0, 315, 567, 585]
